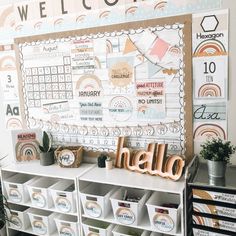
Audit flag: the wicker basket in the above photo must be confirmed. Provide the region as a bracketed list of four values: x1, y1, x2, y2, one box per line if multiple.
[55, 146, 83, 168]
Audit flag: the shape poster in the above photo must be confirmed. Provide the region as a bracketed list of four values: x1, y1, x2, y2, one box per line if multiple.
[16, 15, 192, 157]
[192, 9, 228, 153]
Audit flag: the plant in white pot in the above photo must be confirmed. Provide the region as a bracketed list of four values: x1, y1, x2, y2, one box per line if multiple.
[200, 138, 236, 180]
[38, 131, 55, 166]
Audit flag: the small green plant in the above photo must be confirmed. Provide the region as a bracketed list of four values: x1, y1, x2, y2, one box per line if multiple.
[39, 131, 53, 153]
[0, 183, 11, 230]
[200, 138, 236, 163]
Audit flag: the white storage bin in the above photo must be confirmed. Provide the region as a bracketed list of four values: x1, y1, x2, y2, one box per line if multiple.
[50, 180, 76, 213]
[146, 192, 181, 234]
[82, 218, 114, 236]
[80, 183, 117, 218]
[6, 204, 30, 230]
[55, 214, 79, 236]
[27, 177, 58, 208]
[112, 225, 150, 236]
[27, 208, 57, 235]
[110, 187, 150, 226]
[4, 174, 38, 203]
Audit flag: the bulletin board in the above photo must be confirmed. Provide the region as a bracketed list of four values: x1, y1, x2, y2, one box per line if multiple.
[15, 15, 193, 159]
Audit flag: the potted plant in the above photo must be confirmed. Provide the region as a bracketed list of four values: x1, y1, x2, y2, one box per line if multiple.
[38, 131, 55, 166]
[0, 184, 10, 236]
[200, 138, 236, 180]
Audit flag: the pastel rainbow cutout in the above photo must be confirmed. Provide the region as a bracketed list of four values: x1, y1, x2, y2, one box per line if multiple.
[198, 83, 222, 97]
[54, 18, 64, 27]
[15, 142, 40, 162]
[194, 39, 227, 57]
[193, 123, 226, 140]
[76, 15, 86, 23]
[15, 24, 23, 32]
[106, 39, 113, 53]
[34, 21, 42, 29]
[76, 74, 102, 91]
[125, 6, 138, 15]
[6, 118, 22, 129]
[168, 46, 181, 55]
[94, 56, 101, 69]
[154, 1, 168, 10]
[0, 5, 15, 28]
[99, 10, 110, 19]
[0, 55, 16, 71]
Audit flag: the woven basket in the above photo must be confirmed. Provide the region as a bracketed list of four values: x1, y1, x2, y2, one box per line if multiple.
[55, 146, 83, 168]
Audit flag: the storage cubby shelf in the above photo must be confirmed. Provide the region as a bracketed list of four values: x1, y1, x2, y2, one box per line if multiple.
[82, 212, 182, 236]
[8, 226, 58, 236]
[79, 166, 185, 194]
[2, 162, 95, 179]
[7, 200, 78, 216]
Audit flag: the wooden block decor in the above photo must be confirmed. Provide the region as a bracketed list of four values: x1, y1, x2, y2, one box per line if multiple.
[55, 146, 83, 168]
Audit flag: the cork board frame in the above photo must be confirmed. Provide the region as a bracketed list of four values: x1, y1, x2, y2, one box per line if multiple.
[14, 14, 193, 162]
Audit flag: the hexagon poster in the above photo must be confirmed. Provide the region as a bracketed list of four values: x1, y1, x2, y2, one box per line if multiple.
[15, 15, 193, 159]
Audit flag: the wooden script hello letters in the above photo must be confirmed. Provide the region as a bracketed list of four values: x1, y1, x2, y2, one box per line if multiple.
[115, 137, 185, 181]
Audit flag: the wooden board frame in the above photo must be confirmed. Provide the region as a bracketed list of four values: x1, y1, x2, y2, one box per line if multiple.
[14, 14, 193, 162]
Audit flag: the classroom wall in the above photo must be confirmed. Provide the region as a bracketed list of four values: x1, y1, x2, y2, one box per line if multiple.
[0, 0, 236, 164]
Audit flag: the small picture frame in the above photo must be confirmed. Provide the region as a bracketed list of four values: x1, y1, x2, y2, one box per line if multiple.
[11, 129, 42, 163]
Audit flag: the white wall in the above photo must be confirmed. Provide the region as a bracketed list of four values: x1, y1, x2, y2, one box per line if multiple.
[0, 0, 236, 164]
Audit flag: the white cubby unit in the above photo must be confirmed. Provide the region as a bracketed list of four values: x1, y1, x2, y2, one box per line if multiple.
[78, 167, 185, 236]
[1, 162, 94, 236]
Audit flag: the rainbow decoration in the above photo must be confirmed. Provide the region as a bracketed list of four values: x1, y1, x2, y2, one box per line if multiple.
[76, 15, 86, 23]
[99, 10, 111, 19]
[0, 55, 16, 71]
[15, 141, 40, 162]
[198, 83, 222, 97]
[125, 6, 138, 15]
[154, 1, 168, 11]
[106, 39, 113, 54]
[54, 18, 64, 27]
[194, 39, 227, 57]
[194, 123, 226, 140]
[6, 118, 22, 129]
[34, 21, 42, 29]
[168, 46, 181, 56]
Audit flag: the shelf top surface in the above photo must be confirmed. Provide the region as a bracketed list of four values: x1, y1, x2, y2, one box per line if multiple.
[2, 162, 95, 179]
[191, 162, 236, 189]
[79, 166, 185, 194]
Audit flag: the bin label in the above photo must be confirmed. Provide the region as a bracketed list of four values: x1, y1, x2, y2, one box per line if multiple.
[56, 197, 72, 213]
[59, 226, 75, 236]
[153, 214, 174, 232]
[10, 215, 22, 229]
[9, 189, 22, 203]
[32, 192, 46, 208]
[85, 201, 102, 218]
[116, 208, 135, 225]
[32, 220, 47, 235]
